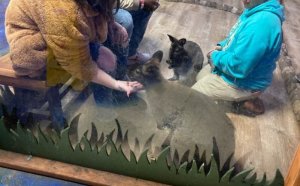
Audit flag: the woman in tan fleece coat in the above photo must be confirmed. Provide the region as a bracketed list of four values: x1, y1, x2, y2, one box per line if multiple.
[5, 0, 143, 96]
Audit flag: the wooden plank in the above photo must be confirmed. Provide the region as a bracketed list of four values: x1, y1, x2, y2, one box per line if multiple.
[0, 75, 47, 91]
[0, 54, 16, 77]
[0, 54, 47, 91]
[285, 145, 300, 186]
[0, 149, 168, 186]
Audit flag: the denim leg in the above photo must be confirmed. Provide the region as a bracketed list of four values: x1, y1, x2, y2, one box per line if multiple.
[114, 9, 134, 43]
[0, 0, 9, 55]
[128, 9, 152, 57]
[105, 9, 134, 80]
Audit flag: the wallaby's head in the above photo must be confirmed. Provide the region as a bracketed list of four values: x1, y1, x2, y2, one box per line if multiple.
[167, 34, 190, 68]
[128, 51, 163, 87]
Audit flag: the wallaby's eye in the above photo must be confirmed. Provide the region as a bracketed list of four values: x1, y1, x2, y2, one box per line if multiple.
[172, 43, 180, 49]
[146, 65, 158, 74]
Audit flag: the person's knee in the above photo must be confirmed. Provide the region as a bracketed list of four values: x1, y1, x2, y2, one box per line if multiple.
[192, 79, 207, 95]
[192, 77, 220, 100]
[97, 46, 117, 73]
[114, 9, 133, 36]
[196, 64, 212, 81]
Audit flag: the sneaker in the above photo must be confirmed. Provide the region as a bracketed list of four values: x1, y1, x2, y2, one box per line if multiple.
[232, 98, 265, 117]
[128, 52, 151, 65]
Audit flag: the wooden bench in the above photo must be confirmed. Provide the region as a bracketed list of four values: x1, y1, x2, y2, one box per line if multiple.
[0, 54, 47, 91]
[0, 54, 66, 130]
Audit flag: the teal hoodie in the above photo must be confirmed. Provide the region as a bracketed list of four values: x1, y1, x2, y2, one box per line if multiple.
[211, 0, 285, 91]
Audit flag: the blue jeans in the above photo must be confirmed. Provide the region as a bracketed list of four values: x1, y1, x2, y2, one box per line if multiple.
[0, 0, 9, 56]
[114, 8, 152, 57]
[108, 8, 152, 79]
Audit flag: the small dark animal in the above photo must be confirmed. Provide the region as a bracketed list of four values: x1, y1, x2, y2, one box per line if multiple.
[166, 34, 204, 87]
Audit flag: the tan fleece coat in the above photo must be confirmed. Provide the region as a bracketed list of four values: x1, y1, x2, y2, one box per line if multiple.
[5, 0, 109, 88]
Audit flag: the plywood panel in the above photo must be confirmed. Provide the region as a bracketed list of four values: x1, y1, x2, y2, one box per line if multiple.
[285, 145, 300, 186]
[0, 149, 168, 186]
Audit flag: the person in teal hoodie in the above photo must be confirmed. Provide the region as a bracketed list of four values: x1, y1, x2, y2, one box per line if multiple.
[192, 0, 285, 116]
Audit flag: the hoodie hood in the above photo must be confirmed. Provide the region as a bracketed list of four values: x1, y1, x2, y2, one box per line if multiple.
[244, 0, 285, 22]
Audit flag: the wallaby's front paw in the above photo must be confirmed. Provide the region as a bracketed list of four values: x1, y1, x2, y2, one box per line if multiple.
[168, 76, 179, 81]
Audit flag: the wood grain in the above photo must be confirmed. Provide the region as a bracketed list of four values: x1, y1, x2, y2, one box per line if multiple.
[0, 149, 168, 186]
[285, 145, 300, 186]
[0, 54, 47, 91]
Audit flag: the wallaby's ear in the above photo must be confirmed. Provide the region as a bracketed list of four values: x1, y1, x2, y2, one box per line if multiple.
[167, 34, 177, 43]
[152, 50, 163, 63]
[178, 38, 186, 46]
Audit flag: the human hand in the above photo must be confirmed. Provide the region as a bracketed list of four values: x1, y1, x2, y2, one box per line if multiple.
[215, 46, 222, 51]
[109, 21, 129, 46]
[115, 80, 144, 97]
[144, 0, 160, 11]
[208, 59, 215, 69]
[207, 46, 222, 59]
[207, 50, 214, 59]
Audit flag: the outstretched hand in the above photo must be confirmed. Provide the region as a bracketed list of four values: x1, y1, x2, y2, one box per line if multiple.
[115, 80, 144, 97]
[144, 0, 160, 11]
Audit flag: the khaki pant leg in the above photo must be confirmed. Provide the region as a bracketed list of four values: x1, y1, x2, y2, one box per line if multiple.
[196, 64, 212, 81]
[192, 70, 258, 102]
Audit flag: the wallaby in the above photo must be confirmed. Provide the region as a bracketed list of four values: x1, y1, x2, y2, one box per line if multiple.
[166, 34, 204, 87]
[70, 51, 235, 163]
[127, 51, 234, 154]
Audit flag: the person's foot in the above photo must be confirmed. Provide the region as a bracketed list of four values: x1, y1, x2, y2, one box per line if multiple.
[127, 52, 151, 65]
[232, 98, 265, 117]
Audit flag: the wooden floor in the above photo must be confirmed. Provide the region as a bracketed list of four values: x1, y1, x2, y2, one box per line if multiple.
[139, 1, 300, 180]
[62, 1, 300, 182]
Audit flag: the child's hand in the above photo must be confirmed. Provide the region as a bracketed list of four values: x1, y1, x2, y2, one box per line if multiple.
[208, 59, 215, 69]
[215, 46, 222, 51]
[207, 46, 222, 59]
[207, 50, 214, 59]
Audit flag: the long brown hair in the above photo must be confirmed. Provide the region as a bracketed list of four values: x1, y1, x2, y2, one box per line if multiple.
[76, 0, 120, 20]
